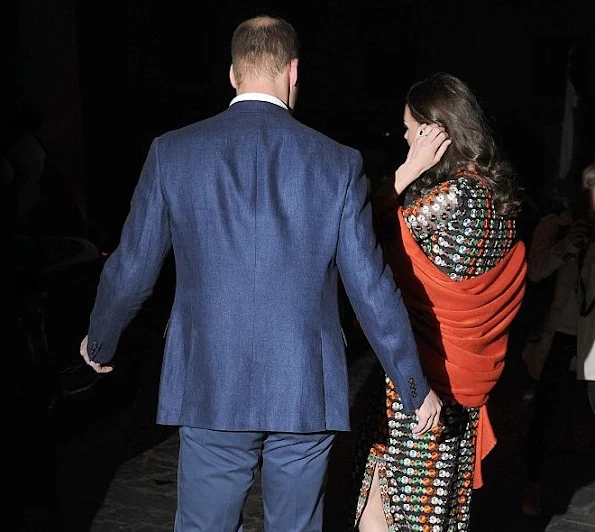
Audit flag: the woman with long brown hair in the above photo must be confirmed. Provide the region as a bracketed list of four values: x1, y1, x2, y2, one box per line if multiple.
[351, 73, 527, 531]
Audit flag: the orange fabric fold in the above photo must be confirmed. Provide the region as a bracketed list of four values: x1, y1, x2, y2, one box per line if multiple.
[388, 208, 527, 488]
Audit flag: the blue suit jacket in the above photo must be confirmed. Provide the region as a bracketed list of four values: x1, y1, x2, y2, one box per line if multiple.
[87, 100, 429, 432]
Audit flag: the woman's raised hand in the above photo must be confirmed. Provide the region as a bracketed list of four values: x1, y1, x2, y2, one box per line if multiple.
[394, 123, 451, 195]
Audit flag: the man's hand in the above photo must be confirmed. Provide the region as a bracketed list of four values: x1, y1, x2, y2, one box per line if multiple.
[80, 335, 114, 374]
[413, 389, 443, 435]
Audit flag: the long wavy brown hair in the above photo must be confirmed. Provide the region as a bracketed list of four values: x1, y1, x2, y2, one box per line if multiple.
[405, 73, 521, 217]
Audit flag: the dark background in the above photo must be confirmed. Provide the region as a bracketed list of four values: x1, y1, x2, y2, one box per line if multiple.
[3, 2, 595, 531]
[3, 0, 594, 249]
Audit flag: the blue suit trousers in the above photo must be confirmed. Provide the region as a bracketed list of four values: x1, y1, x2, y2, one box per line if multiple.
[174, 427, 336, 531]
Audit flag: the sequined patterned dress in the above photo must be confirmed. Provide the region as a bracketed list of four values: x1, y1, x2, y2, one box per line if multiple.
[351, 173, 516, 532]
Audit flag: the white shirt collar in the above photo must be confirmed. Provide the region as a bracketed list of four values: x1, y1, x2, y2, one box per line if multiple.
[229, 92, 288, 110]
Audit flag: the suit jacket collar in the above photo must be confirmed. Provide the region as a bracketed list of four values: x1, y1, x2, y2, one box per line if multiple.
[229, 92, 288, 110]
[225, 100, 291, 118]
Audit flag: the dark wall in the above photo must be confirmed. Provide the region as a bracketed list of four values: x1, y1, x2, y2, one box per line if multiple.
[2, 1, 86, 237]
[8, 0, 594, 247]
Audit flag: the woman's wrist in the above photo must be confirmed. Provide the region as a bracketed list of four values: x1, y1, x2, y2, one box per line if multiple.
[394, 162, 422, 195]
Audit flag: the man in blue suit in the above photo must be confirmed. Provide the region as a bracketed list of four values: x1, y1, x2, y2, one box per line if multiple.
[80, 15, 442, 531]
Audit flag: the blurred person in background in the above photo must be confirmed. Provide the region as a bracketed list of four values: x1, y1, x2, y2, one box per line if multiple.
[521, 160, 595, 516]
[577, 162, 595, 417]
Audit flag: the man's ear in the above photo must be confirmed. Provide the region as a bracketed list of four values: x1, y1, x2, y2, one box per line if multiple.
[289, 58, 299, 88]
[229, 64, 237, 89]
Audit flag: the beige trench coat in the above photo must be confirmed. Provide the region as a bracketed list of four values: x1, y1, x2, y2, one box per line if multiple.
[577, 241, 595, 381]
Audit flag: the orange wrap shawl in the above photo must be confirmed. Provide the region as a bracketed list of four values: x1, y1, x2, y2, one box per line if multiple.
[388, 208, 527, 488]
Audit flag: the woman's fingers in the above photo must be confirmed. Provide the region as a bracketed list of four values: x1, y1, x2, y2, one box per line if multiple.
[406, 123, 450, 176]
[434, 139, 452, 163]
[426, 126, 446, 141]
[418, 128, 450, 156]
[418, 123, 444, 139]
[432, 130, 448, 145]
[416, 124, 447, 146]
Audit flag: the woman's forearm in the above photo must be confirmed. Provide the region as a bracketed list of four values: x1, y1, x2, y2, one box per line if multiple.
[394, 161, 423, 196]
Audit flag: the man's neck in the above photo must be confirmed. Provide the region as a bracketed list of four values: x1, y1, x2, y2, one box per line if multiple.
[230, 92, 288, 110]
[236, 80, 289, 107]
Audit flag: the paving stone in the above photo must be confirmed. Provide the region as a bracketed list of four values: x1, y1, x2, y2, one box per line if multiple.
[568, 484, 595, 514]
[546, 516, 595, 532]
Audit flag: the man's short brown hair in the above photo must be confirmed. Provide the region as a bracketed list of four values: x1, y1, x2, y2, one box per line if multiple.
[231, 16, 299, 85]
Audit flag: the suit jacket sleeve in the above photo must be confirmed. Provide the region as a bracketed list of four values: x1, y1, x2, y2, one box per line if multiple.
[87, 138, 172, 364]
[336, 152, 429, 412]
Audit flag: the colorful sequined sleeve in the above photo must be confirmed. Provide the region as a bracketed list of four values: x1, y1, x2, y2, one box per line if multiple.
[402, 175, 516, 281]
[402, 180, 459, 243]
